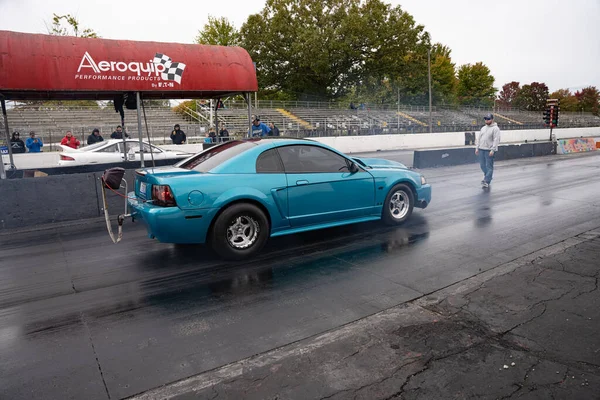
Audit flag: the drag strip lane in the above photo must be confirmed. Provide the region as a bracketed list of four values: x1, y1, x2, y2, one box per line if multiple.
[1, 152, 599, 400]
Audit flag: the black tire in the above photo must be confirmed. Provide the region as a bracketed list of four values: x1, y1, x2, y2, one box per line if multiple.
[382, 183, 414, 226]
[209, 203, 270, 260]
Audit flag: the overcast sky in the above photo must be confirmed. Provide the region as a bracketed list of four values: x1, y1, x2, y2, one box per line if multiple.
[1, 0, 598, 93]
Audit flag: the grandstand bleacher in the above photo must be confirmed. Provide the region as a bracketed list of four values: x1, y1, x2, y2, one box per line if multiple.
[4, 101, 599, 150]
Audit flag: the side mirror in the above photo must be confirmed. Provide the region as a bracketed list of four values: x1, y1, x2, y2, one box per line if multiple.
[349, 162, 359, 173]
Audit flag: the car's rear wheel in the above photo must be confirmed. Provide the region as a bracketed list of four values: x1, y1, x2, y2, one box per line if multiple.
[209, 203, 270, 260]
[382, 183, 414, 225]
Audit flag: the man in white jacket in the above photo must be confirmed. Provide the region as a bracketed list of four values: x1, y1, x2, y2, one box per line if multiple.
[475, 113, 501, 188]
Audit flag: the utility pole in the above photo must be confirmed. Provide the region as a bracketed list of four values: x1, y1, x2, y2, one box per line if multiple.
[428, 48, 433, 133]
[397, 87, 400, 133]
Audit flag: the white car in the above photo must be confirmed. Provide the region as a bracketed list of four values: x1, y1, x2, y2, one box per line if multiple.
[58, 139, 191, 166]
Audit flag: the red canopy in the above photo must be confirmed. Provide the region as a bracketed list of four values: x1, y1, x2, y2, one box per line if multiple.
[0, 30, 258, 100]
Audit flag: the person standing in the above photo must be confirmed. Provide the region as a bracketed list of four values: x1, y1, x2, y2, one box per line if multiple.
[10, 132, 26, 154]
[170, 124, 186, 144]
[111, 126, 129, 139]
[475, 113, 501, 188]
[219, 123, 230, 142]
[250, 116, 271, 137]
[87, 128, 104, 145]
[61, 131, 81, 149]
[268, 122, 280, 136]
[26, 131, 43, 153]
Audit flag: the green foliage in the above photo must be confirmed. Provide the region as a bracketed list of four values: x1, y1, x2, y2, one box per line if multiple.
[240, 0, 430, 101]
[173, 100, 198, 120]
[497, 81, 520, 108]
[195, 15, 240, 46]
[513, 82, 549, 111]
[550, 89, 578, 112]
[48, 14, 99, 38]
[430, 45, 457, 105]
[456, 62, 496, 106]
[574, 86, 600, 115]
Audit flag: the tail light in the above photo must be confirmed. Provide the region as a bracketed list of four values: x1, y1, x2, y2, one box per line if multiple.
[152, 185, 176, 207]
[60, 155, 75, 161]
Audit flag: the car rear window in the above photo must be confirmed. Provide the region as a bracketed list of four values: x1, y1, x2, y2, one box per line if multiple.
[176, 140, 256, 172]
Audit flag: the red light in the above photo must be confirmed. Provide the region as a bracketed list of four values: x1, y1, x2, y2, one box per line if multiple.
[60, 155, 75, 161]
[152, 185, 176, 206]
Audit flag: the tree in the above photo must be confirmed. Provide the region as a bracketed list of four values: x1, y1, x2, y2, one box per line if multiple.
[195, 15, 240, 46]
[430, 44, 458, 105]
[550, 89, 578, 112]
[240, 0, 430, 101]
[513, 82, 548, 111]
[497, 81, 520, 109]
[574, 86, 600, 115]
[456, 62, 496, 106]
[48, 13, 99, 38]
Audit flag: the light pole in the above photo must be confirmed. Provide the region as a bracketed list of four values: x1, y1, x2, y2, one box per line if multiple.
[428, 48, 432, 133]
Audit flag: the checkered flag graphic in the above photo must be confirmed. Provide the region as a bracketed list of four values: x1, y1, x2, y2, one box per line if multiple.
[153, 53, 186, 84]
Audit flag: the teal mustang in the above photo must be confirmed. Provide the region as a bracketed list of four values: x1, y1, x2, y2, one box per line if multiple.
[128, 138, 431, 260]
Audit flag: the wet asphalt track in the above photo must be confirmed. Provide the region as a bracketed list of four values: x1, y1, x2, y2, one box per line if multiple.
[1, 151, 600, 399]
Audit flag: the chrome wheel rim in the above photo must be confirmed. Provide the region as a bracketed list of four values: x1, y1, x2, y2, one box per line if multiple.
[389, 190, 410, 220]
[226, 216, 259, 249]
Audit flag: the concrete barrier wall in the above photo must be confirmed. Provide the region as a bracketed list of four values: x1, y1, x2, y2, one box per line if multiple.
[313, 132, 465, 153]
[413, 142, 554, 169]
[313, 127, 600, 154]
[0, 170, 133, 230]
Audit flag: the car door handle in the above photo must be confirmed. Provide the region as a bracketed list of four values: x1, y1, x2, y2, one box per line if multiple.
[296, 180, 309, 186]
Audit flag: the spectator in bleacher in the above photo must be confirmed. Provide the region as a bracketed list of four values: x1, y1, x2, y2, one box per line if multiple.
[87, 128, 104, 145]
[10, 132, 26, 154]
[170, 124, 186, 144]
[219, 123, 230, 141]
[111, 125, 129, 139]
[61, 131, 81, 149]
[475, 113, 501, 188]
[208, 127, 217, 143]
[268, 122, 280, 136]
[250, 115, 271, 137]
[26, 131, 43, 153]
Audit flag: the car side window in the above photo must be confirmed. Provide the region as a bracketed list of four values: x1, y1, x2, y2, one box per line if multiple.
[277, 145, 350, 173]
[126, 143, 153, 153]
[256, 149, 284, 173]
[98, 144, 119, 153]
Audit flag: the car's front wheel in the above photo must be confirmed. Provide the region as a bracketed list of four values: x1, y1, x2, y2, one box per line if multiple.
[209, 203, 270, 260]
[382, 183, 414, 225]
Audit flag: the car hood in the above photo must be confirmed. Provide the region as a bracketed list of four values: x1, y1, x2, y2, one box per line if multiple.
[353, 157, 409, 170]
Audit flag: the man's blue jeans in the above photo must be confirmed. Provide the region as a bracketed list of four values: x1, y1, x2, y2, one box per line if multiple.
[478, 150, 494, 184]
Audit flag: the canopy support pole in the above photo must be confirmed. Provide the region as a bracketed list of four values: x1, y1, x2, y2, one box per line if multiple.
[136, 92, 144, 168]
[245, 93, 252, 138]
[214, 98, 220, 141]
[1, 97, 15, 177]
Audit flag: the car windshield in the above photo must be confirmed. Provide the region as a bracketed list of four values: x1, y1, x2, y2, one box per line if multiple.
[176, 140, 256, 172]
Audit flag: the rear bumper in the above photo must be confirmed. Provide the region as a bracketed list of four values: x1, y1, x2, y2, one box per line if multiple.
[415, 184, 432, 209]
[128, 192, 215, 244]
